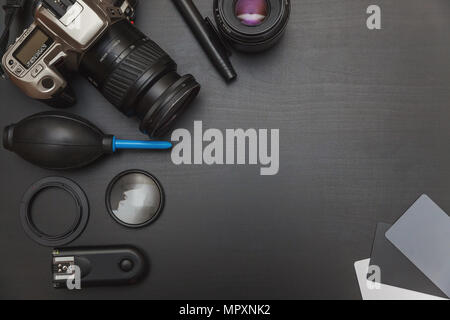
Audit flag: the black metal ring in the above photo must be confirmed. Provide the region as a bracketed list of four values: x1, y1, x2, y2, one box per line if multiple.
[20, 177, 89, 247]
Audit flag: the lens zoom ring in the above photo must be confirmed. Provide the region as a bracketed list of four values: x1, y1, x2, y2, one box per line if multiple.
[102, 40, 168, 108]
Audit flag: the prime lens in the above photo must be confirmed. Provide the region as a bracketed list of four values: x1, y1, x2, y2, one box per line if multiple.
[213, 0, 291, 53]
[80, 20, 200, 137]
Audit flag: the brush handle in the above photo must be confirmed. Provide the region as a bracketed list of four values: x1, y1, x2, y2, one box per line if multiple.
[113, 138, 172, 151]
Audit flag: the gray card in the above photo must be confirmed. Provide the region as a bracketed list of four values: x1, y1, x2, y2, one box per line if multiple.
[369, 223, 445, 298]
[386, 195, 450, 298]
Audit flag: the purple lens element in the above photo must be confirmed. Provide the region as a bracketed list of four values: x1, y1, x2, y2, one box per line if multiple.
[235, 0, 268, 26]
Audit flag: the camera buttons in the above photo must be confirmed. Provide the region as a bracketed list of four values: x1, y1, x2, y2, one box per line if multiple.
[31, 64, 44, 78]
[8, 60, 17, 70]
[14, 66, 23, 76]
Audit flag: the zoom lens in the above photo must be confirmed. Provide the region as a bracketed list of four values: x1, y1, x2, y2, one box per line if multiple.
[80, 20, 200, 137]
[214, 0, 291, 52]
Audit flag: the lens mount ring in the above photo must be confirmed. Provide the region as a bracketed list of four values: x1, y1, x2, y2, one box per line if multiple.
[20, 177, 89, 247]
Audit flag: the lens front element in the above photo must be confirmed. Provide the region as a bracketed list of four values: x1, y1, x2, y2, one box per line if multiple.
[235, 0, 268, 26]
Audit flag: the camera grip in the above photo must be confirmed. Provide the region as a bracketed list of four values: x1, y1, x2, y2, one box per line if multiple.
[39, 83, 77, 109]
[4, 55, 76, 108]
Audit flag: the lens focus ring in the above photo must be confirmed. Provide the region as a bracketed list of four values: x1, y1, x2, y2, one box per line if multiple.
[102, 40, 169, 110]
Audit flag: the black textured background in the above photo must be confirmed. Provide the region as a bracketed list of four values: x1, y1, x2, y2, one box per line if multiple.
[1, 0, 450, 299]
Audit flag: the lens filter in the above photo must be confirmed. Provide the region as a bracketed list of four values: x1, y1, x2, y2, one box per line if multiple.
[106, 170, 164, 228]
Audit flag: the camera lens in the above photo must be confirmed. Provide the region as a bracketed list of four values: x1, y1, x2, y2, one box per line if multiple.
[214, 0, 291, 53]
[235, 0, 268, 26]
[80, 20, 200, 137]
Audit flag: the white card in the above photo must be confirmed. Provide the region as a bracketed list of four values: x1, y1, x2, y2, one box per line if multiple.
[354, 259, 447, 300]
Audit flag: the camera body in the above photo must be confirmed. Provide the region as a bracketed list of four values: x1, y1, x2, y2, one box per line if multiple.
[2, 0, 200, 137]
[2, 0, 134, 107]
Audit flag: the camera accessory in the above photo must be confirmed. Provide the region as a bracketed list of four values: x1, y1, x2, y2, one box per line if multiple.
[3, 112, 173, 170]
[172, 0, 237, 82]
[213, 0, 291, 52]
[386, 195, 450, 298]
[52, 246, 148, 288]
[354, 258, 446, 300]
[1, 0, 200, 137]
[106, 170, 164, 228]
[369, 223, 445, 298]
[20, 176, 89, 247]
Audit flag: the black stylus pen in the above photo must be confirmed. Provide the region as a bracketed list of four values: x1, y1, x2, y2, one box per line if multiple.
[172, 0, 237, 82]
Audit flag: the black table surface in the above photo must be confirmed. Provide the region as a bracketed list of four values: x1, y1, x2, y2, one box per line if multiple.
[1, 0, 450, 300]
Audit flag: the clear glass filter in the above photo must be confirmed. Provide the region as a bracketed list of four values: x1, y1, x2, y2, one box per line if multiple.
[106, 170, 164, 228]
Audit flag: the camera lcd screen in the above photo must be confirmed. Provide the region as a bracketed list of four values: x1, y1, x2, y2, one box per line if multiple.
[13, 28, 53, 69]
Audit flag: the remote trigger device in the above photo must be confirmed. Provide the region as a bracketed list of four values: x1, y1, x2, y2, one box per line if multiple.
[52, 246, 148, 289]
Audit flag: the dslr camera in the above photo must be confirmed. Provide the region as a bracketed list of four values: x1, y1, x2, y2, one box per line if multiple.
[1, 0, 200, 137]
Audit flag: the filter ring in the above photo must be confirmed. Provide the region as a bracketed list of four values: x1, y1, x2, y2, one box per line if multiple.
[20, 177, 89, 247]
